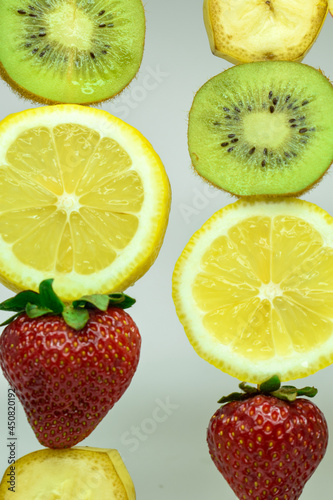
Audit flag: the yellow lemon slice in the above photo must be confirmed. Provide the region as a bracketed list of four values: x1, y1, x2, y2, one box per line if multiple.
[0, 447, 135, 499]
[173, 199, 333, 383]
[0, 105, 170, 300]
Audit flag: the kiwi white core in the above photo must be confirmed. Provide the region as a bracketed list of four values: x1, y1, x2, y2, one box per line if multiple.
[47, 4, 93, 50]
[243, 112, 290, 149]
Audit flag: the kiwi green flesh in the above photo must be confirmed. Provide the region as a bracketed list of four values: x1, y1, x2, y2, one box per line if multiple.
[188, 61, 333, 197]
[0, 0, 145, 104]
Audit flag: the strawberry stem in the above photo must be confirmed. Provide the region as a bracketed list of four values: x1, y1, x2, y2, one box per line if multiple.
[0, 279, 136, 330]
[218, 375, 318, 405]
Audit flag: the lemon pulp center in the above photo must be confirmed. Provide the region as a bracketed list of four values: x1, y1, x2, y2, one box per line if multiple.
[258, 282, 283, 302]
[56, 193, 81, 213]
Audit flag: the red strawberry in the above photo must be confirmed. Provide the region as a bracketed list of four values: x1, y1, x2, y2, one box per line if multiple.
[0, 279, 141, 449]
[207, 377, 328, 500]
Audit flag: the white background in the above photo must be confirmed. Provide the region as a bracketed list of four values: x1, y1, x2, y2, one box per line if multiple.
[1, 1, 333, 499]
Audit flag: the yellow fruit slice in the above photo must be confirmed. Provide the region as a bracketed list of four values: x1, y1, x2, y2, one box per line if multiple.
[0, 105, 170, 300]
[329, 0, 333, 14]
[204, 0, 328, 64]
[172, 199, 333, 383]
[0, 447, 135, 499]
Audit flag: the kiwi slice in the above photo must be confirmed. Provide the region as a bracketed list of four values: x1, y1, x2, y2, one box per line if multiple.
[188, 61, 333, 197]
[203, 0, 328, 64]
[0, 0, 145, 104]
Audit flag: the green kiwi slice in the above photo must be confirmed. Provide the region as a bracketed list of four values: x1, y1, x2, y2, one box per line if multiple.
[0, 0, 145, 104]
[188, 62, 333, 197]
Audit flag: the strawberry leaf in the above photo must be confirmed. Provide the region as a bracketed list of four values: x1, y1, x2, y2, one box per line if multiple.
[39, 279, 64, 314]
[109, 293, 136, 309]
[218, 392, 252, 404]
[239, 382, 259, 394]
[272, 389, 298, 402]
[0, 280, 135, 329]
[217, 377, 319, 407]
[0, 312, 22, 326]
[0, 290, 41, 312]
[72, 293, 136, 312]
[62, 306, 90, 330]
[72, 294, 110, 311]
[26, 303, 53, 318]
[271, 385, 318, 401]
[260, 375, 281, 393]
[296, 386, 318, 398]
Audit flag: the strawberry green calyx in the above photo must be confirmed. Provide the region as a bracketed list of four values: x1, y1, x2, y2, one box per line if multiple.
[0, 279, 136, 330]
[218, 375, 318, 405]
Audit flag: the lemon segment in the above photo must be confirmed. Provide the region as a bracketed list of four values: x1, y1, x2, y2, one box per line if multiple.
[173, 199, 333, 383]
[0, 105, 170, 300]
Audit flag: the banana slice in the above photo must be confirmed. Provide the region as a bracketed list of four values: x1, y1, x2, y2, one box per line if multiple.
[204, 0, 328, 64]
[0, 447, 135, 499]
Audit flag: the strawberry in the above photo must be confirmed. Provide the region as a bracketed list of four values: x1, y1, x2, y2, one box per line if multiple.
[207, 376, 328, 500]
[0, 279, 141, 449]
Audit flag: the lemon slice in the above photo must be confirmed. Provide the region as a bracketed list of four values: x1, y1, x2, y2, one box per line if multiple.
[0, 105, 170, 300]
[173, 199, 333, 383]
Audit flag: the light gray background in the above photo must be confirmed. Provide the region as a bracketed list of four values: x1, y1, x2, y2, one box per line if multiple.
[1, 2, 333, 498]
